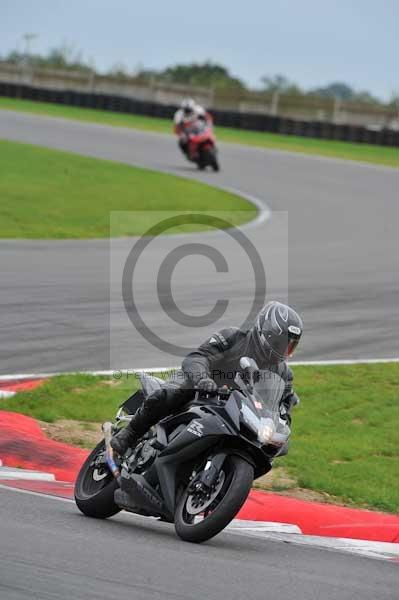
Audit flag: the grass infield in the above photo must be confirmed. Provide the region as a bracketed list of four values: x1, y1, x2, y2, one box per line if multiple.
[1, 97, 399, 168]
[2, 362, 398, 513]
[0, 138, 255, 238]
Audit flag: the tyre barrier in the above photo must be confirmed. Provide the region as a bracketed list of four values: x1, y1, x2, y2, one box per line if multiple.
[1, 81, 398, 147]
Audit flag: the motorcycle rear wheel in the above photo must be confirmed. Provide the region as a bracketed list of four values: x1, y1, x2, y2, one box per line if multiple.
[174, 455, 253, 543]
[74, 440, 120, 519]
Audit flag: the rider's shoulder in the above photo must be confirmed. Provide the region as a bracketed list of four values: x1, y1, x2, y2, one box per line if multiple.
[204, 327, 241, 351]
[215, 327, 243, 347]
[174, 109, 184, 122]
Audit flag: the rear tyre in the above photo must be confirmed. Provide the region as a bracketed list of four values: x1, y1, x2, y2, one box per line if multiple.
[209, 148, 220, 172]
[174, 455, 253, 543]
[74, 440, 120, 519]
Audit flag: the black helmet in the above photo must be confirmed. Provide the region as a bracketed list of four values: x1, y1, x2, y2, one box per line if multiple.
[251, 301, 303, 363]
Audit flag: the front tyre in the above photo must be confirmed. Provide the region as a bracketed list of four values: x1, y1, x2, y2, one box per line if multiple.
[74, 440, 120, 519]
[174, 455, 253, 543]
[209, 148, 220, 172]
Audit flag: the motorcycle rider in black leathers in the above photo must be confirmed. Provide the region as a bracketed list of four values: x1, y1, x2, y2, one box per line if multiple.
[111, 301, 303, 456]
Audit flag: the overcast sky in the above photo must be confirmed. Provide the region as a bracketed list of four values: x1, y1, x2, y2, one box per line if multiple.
[1, 0, 397, 100]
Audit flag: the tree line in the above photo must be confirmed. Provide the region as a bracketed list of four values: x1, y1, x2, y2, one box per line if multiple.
[1, 45, 397, 107]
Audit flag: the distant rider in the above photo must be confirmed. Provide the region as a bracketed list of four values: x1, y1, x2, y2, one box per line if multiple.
[173, 97, 213, 156]
[111, 301, 303, 456]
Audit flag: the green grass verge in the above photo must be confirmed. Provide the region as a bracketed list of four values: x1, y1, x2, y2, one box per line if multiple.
[1, 374, 139, 423]
[0, 138, 255, 238]
[283, 363, 399, 513]
[1, 97, 398, 168]
[2, 363, 398, 512]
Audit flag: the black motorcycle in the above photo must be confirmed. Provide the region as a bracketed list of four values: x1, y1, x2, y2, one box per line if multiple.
[74, 358, 291, 543]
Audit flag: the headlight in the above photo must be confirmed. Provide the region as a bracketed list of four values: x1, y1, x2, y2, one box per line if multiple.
[257, 419, 276, 444]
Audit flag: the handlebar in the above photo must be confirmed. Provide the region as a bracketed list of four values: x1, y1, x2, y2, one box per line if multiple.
[194, 385, 231, 399]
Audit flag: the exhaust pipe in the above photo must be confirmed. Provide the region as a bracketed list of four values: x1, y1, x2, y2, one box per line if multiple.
[102, 422, 121, 485]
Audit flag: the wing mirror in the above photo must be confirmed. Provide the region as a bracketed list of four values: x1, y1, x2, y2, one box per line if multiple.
[239, 357, 258, 370]
[239, 357, 260, 391]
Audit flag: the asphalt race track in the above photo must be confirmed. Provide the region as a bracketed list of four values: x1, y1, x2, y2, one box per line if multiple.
[1, 111, 399, 599]
[1, 109, 399, 374]
[0, 487, 398, 600]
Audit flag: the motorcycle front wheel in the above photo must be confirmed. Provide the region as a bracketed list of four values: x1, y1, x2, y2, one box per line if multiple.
[174, 455, 253, 543]
[74, 440, 120, 519]
[198, 147, 219, 171]
[208, 148, 220, 172]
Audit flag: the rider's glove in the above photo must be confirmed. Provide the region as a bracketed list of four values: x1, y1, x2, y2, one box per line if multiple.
[197, 377, 218, 395]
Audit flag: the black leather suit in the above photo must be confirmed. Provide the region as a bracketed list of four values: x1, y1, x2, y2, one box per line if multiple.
[128, 327, 299, 438]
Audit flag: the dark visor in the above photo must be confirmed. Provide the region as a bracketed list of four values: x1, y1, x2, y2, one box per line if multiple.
[285, 338, 299, 358]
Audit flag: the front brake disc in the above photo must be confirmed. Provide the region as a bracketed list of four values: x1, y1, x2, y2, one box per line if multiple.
[185, 471, 225, 515]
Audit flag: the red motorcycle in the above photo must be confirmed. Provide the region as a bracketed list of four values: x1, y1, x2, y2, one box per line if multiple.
[180, 119, 220, 172]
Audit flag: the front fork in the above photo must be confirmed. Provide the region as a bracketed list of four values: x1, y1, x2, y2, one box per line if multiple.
[189, 452, 227, 493]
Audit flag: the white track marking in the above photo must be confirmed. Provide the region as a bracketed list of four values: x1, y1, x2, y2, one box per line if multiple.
[228, 525, 399, 562]
[0, 390, 16, 398]
[0, 467, 55, 481]
[158, 185, 270, 234]
[219, 186, 270, 229]
[227, 520, 301, 534]
[0, 483, 74, 503]
[291, 358, 399, 366]
[0, 366, 176, 381]
[1, 358, 399, 382]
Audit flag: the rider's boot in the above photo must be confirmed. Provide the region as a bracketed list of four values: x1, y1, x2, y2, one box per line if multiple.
[110, 419, 141, 456]
[110, 388, 174, 456]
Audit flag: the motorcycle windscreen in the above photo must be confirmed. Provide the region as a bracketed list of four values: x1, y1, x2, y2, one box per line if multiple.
[240, 369, 290, 446]
[253, 370, 286, 415]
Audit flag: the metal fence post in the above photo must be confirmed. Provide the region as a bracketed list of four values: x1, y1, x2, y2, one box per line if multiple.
[333, 96, 341, 124]
[270, 91, 280, 116]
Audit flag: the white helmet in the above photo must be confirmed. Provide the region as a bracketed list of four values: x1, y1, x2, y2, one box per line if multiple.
[181, 98, 196, 117]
